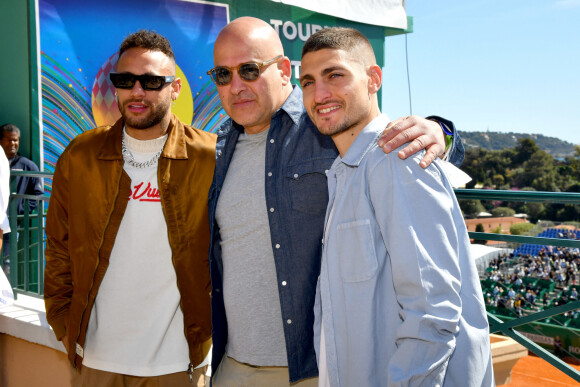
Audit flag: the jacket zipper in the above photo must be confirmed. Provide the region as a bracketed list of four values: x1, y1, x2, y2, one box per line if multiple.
[187, 362, 194, 383]
[157, 157, 194, 370]
[72, 163, 125, 367]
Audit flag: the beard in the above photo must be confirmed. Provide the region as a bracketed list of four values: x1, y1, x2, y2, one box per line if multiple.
[311, 97, 372, 138]
[314, 108, 363, 138]
[118, 98, 171, 129]
[317, 120, 357, 137]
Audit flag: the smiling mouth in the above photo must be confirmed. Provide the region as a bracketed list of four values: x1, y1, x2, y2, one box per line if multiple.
[318, 106, 340, 114]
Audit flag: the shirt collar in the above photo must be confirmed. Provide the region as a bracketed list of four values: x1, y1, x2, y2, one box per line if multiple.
[277, 85, 305, 125]
[98, 113, 188, 160]
[339, 113, 390, 167]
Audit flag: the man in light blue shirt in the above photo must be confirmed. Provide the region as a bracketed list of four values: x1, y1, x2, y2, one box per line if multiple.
[299, 27, 494, 386]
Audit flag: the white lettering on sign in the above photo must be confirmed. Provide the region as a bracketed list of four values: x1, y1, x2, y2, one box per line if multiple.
[569, 346, 580, 354]
[270, 19, 326, 42]
[283, 21, 297, 40]
[290, 60, 301, 80]
[521, 332, 555, 346]
[269, 20, 329, 80]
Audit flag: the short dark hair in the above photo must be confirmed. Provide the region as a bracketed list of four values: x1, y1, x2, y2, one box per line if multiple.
[0, 123, 20, 140]
[118, 30, 175, 61]
[301, 27, 375, 64]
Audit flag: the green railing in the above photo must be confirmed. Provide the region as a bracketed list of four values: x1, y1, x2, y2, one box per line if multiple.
[456, 189, 580, 382]
[1, 171, 51, 298]
[2, 176, 580, 381]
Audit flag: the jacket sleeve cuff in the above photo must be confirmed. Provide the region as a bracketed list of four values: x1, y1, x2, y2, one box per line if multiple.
[426, 115, 465, 167]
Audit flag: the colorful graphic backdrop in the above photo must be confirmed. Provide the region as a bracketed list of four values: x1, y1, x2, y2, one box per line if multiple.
[38, 0, 393, 194]
[39, 0, 229, 192]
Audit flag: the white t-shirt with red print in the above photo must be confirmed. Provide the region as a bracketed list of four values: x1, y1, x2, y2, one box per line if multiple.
[83, 130, 191, 376]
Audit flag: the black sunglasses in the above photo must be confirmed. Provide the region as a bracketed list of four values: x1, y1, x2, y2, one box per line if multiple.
[206, 55, 283, 86]
[109, 73, 175, 91]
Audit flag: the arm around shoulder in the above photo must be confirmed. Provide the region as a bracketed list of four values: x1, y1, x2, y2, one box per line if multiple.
[426, 115, 465, 167]
[379, 115, 461, 168]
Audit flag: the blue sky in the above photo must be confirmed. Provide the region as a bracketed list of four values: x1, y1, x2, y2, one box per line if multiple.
[382, 1, 580, 146]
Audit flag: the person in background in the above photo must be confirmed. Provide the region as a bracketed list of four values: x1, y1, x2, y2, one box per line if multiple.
[0, 149, 11, 304]
[0, 123, 44, 267]
[0, 149, 10, 256]
[0, 124, 43, 214]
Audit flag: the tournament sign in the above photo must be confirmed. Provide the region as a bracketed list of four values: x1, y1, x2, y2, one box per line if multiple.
[38, 0, 394, 193]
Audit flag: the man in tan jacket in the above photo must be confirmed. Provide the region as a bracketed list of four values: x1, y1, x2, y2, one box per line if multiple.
[44, 30, 216, 386]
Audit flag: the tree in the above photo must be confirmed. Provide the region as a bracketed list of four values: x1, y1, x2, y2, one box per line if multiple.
[514, 150, 557, 190]
[461, 148, 487, 189]
[512, 187, 545, 223]
[462, 147, 514, 189]
[563, 145, 580, 183]
[491, 207, 516, 217]
[491, 225, 503, 234]
[510, 223, 535, 235]
[513, 138, 539, 165]
[459, 199, 485, 218]
[460, 140, 578, 222]
[517, 203, 544, 223]
[492, 174, 505, 187]
[474, 223, 487, 245]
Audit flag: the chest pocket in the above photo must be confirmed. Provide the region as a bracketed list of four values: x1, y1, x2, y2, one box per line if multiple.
[336, 219, 379, 282]
[286, 158, 333, 215]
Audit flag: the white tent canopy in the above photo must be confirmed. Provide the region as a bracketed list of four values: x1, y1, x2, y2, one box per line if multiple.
[470, 244, 513, 276]
[271, 0, 408, 29]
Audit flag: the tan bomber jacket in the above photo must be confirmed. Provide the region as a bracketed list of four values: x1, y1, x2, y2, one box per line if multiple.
[44, 114, 216, 369]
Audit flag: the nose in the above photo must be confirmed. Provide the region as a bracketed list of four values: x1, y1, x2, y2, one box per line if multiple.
[228, 71, 247, 94]
[314, 81, 331, 104]
[130, 80, 147, 97]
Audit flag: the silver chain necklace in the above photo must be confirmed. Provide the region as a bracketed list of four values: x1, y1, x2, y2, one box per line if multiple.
[121, 130, 164, 169]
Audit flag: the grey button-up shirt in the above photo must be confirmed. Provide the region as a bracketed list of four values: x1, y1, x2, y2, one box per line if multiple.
[315, 114, 494, 387]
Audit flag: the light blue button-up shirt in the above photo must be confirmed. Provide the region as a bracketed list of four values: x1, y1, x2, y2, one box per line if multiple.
[314, 114, 494, 387]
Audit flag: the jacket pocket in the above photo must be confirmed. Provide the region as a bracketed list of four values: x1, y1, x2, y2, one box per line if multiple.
[286, 158, 333, 215]
[336, 219, 378, 282]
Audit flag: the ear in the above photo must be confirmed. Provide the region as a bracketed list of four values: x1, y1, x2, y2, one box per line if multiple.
[367, 65, 382, 95]
[279, 56, 292, 86]
[171, 77, 182, 100]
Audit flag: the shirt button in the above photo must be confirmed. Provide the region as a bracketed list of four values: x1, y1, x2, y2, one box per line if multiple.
[293, 173, 299, 179]
[270, 207, 275, 212]
[325, 169, 329, 173]
[270, 139, 275, 143]
[286, 319, 292, 324]
[268, 172, 272, 177]
[217, 151, 222, 156]
[282, 281, 287, 286]
[275, 244, 280, 249]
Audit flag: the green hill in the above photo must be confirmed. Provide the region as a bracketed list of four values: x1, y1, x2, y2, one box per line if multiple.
[461, 131, 576, 157]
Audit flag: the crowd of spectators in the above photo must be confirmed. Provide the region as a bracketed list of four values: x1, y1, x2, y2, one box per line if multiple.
[482, 243, 580, 319]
